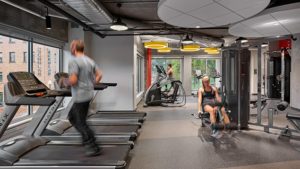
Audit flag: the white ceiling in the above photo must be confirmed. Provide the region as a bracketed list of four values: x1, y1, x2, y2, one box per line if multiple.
[229, 3, 300, 37]
[157, 0, 271, 28]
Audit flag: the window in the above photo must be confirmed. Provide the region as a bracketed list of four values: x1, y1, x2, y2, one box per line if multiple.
[9, 52, 16, 63]
[151, 58, 182, 83]
[0, 36, 28, 118]
[33, 51, 35, 63]
[32, 43, 60, 113]
[0, 92, 3, 106]
[23, 52, 28, 63]
[0, 52, 2, 63]
[136, 54, 144, 93]
[191, 58, 221, 91]
[9, 38, 15, 43]
[48, 50, 51, 75]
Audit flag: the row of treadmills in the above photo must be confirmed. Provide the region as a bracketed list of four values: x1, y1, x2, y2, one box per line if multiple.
[0, 72, 146, 169]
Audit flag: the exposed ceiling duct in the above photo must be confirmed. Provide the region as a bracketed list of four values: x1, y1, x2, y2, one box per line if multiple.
[62, 0, 113, 24]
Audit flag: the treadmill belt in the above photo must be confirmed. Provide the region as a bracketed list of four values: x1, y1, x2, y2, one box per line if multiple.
[98, 111, 147, 117]
[18, 144, 130, 166]
[64, 125, 139, 135]
[91, 113, 145, 119]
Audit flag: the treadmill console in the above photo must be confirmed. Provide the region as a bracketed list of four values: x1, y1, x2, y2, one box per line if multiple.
[8, 72, 48, 96]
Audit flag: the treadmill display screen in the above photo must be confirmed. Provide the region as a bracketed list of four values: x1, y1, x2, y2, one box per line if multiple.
[9, 72, 47, 96]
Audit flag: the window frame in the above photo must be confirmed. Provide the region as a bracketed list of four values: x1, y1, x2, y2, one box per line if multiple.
[0, 52, 2, 63]
[0, 92, 3, 106]
[0, 33, 63, 122]
[23, 52, 28, 63]
[9, 52, 16, 63]
[0, 72, 2, 83]
[8, 37, 15, 44]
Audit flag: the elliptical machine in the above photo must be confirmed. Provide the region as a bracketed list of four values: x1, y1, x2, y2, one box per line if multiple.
[144, 65, 186, 107]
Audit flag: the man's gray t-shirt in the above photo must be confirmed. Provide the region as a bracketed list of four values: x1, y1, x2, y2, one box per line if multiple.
[68, 56, 99, 103]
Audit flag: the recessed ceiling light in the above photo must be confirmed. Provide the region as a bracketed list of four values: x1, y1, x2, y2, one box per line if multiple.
[261, 43, 268, 47]
[196, 26, 200, 28]
[241, 40, 248, 43]
[276, 35, 280, 38]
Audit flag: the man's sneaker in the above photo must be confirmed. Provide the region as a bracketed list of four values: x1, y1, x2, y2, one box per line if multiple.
[85, 144, 102, 157]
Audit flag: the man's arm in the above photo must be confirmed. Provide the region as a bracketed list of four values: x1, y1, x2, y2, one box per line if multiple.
[198, 88, 203, 113]
[68, 73, 78, 86]
[95, 69, 102, 83]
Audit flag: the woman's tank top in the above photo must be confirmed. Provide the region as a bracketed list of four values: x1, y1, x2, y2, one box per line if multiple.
[202, 87, 216, 106]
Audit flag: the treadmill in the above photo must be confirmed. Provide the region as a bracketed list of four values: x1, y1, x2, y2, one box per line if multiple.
[0, 72, 131, 169]
[42, 73, 141, 142]
[83, 83, 147, 124]
[48, 73, 147, 123]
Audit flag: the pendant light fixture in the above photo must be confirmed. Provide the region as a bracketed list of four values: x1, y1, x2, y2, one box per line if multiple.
[181, 34, 194, 44]
[204, 47, 220, 54]
[110, 3, 128, 31]
[45, 7, 51, 30]
[144, 41, 168, 49]
[158, 47, 172, 53]
[180, 44, 200, 52]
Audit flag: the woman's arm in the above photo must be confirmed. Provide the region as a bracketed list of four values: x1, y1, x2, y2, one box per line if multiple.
[167, 68, 172, 75]
[214, 87, 222, 103]
[198, 88, 203, 112]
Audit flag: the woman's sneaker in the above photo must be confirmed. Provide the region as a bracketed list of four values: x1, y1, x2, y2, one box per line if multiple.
[211, 129, 219, 137]
[193, 112, 200, 119]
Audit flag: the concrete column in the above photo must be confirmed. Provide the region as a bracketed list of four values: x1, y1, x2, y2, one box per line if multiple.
[183, 56, 192, 95]
[291, 34, 300, 109]
[250, 49, 258, 95]
[215, 59, 221, 88]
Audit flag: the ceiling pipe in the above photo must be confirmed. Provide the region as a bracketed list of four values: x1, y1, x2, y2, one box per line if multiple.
[37, 0, 106, 38]
[104, 32, 185, 36]
[95, 27, 228, 32]
[102, 0, 159, 4]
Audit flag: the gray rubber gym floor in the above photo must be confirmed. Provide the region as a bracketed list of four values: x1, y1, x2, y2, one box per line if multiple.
[128, 97, 300, 169]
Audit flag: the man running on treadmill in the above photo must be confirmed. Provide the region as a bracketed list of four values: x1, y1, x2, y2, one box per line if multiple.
[61, 40, 102, 156]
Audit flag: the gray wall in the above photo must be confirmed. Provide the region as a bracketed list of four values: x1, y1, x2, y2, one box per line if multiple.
[291, 34, 300, 109]
[89, 35, 135, 111]
[63, 25, 142, 111]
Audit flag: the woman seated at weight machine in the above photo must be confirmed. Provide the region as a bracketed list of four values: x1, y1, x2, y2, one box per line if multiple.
[197, 76, 231, 135]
